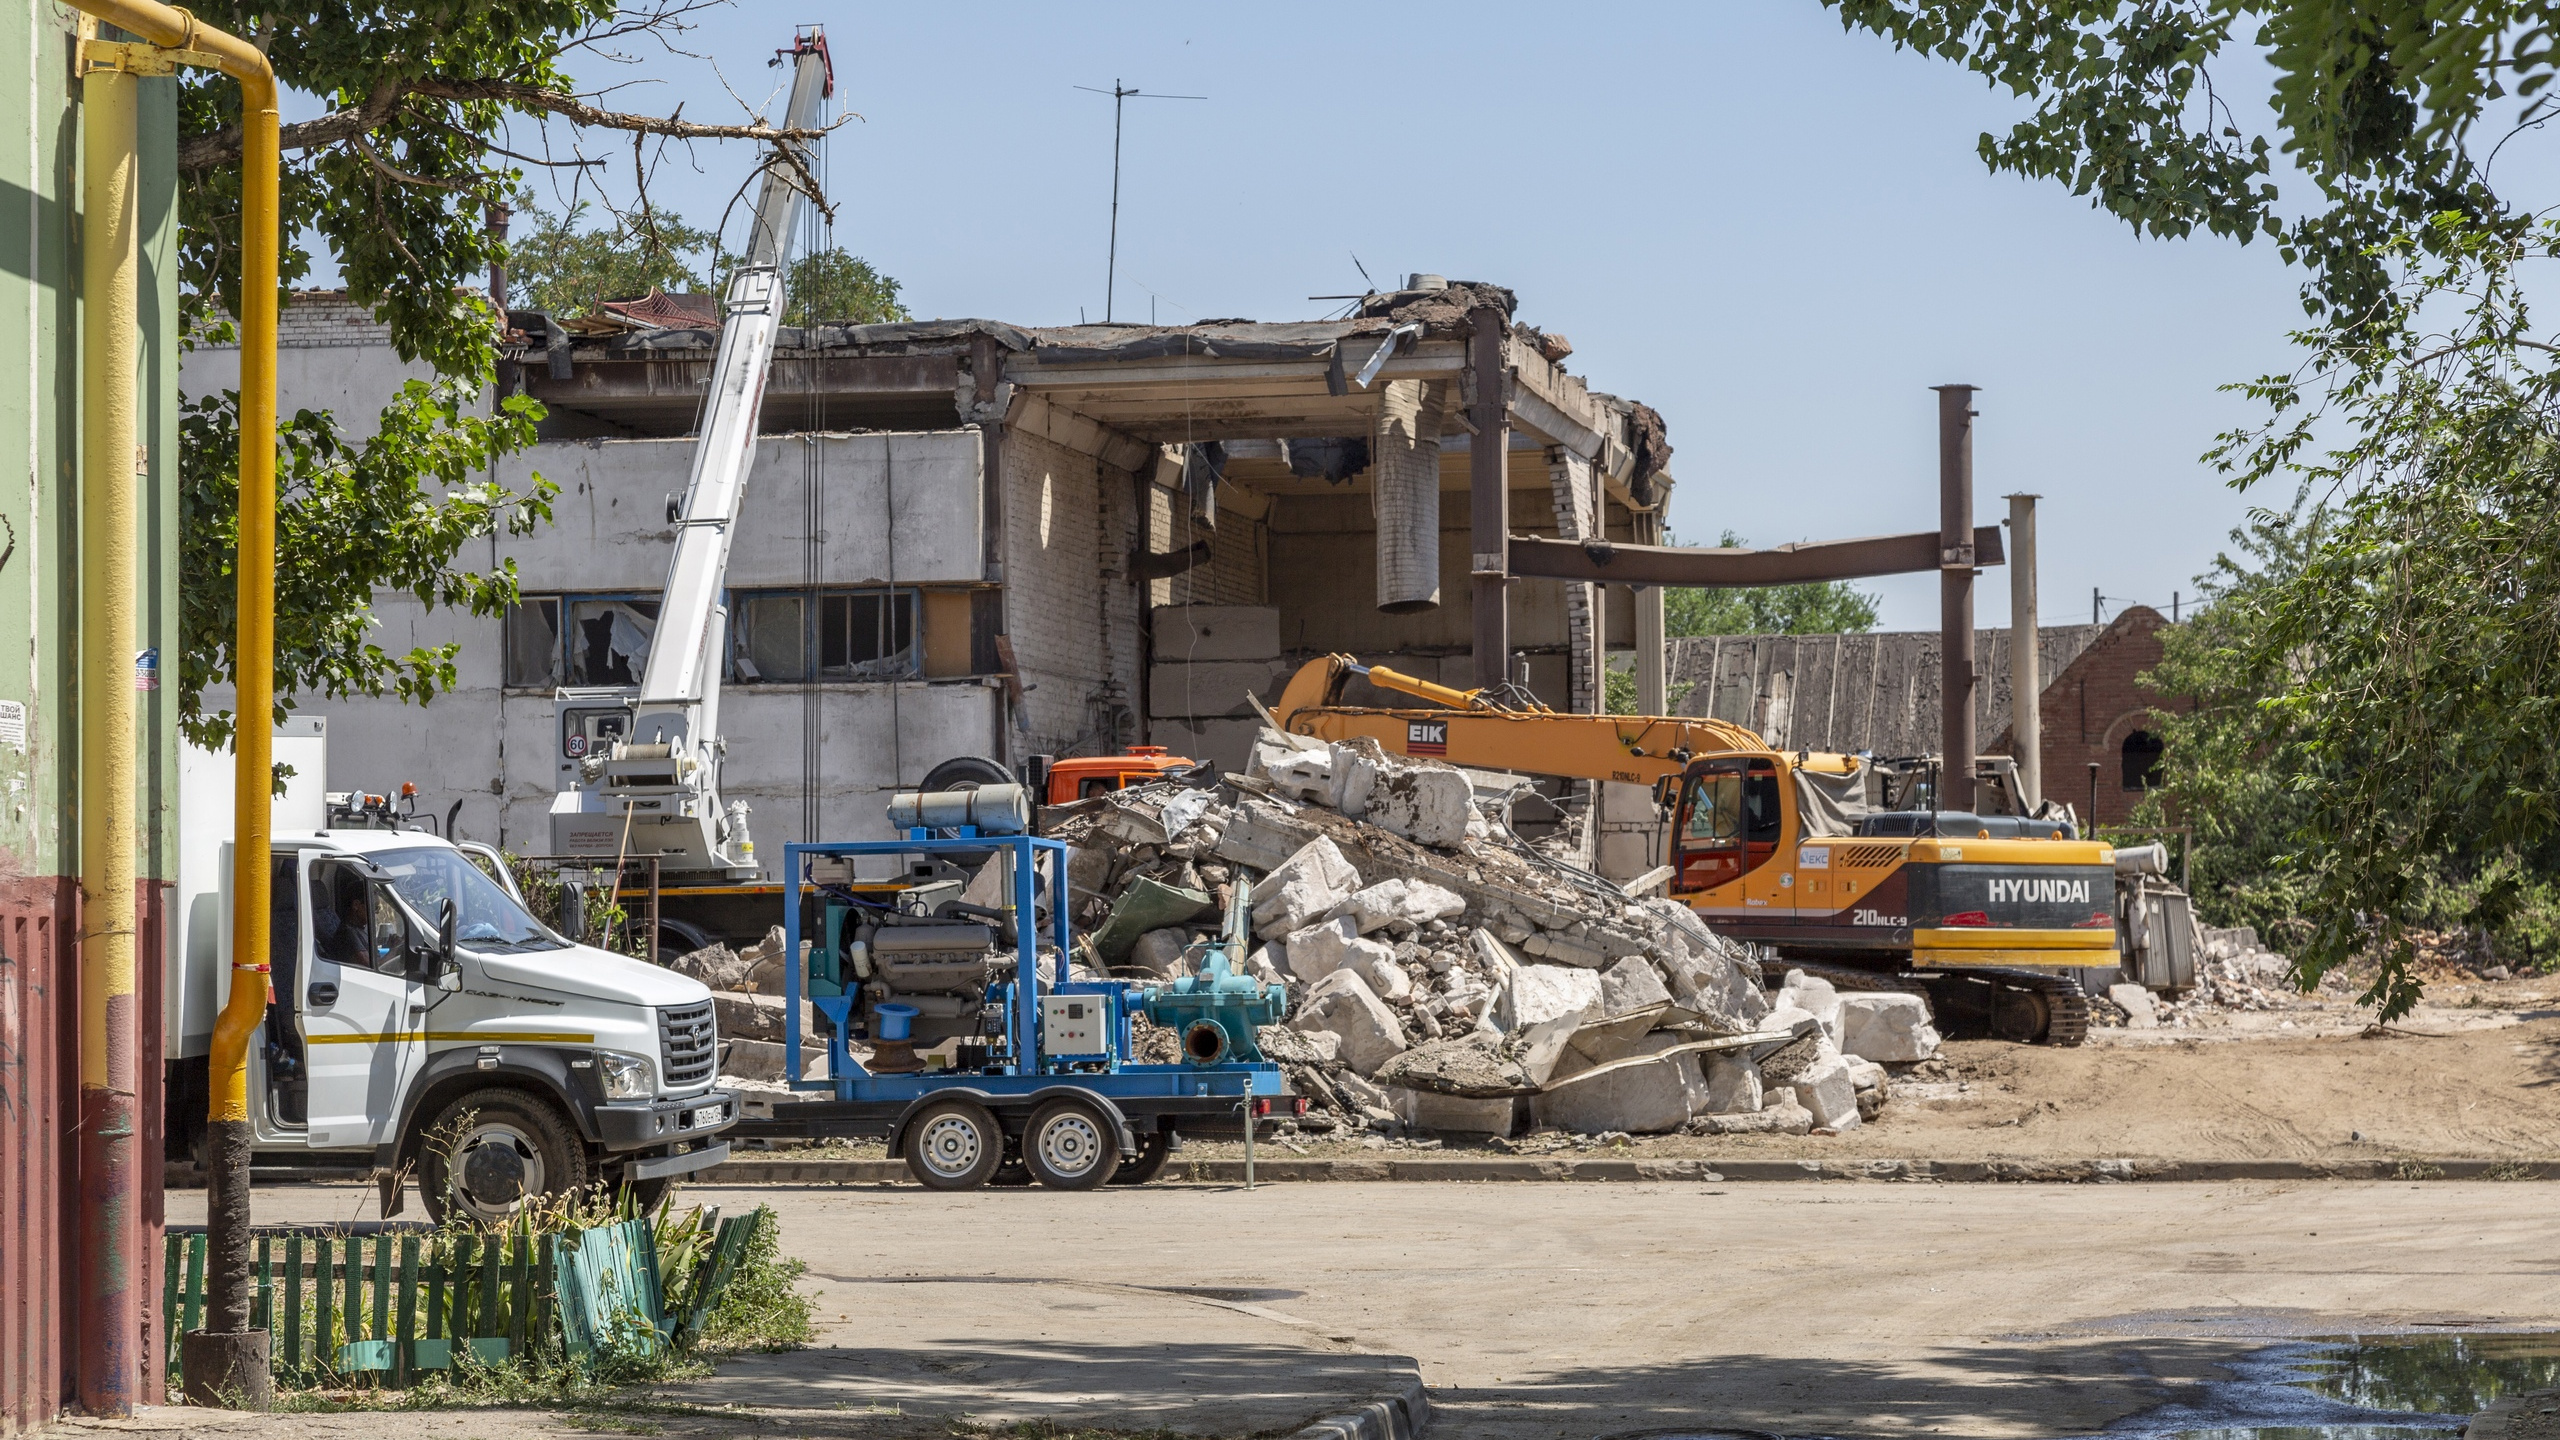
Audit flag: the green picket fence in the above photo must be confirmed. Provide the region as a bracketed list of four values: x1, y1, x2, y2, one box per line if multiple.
[161, 1209, 766, 1391]
[162, 1229, 556, 1388]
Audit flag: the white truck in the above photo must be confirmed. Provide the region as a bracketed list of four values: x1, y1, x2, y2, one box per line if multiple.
[169, 719, 738, 1223]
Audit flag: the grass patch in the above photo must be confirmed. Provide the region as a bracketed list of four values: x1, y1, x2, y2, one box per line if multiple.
[2395, 1159, 2449, 1180]
[2486, 1160, 2544, 1180]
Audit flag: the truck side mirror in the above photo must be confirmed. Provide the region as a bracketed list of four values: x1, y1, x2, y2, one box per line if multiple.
[434, 898, 462, 990]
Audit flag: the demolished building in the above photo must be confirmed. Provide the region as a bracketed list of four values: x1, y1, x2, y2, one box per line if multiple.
[183, 281, 1677, 861]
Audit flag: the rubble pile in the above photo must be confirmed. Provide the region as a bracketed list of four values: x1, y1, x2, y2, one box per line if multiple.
[1048, 728, 1946, 1140]
[679, 927, 830, 1086]
[2097, 924, 2303, 1029]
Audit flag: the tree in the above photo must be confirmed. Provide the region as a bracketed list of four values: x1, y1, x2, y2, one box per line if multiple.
[507, 199, 719, 317]
[1662, 532, 1883, 637]
[1825, 1, 2560, 1014]
[173, 2, 841, 749]
[786, 249, 912, 326]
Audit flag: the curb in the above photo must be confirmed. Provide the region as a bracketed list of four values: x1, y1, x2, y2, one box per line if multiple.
[1290, 1365, 1431, 1440]
[697, 1155, 2560, 1185]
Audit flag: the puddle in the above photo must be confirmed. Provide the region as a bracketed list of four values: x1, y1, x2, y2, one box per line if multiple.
[2116, 1332, 2560, 1439]
[1629, 1332, 2560, 1440]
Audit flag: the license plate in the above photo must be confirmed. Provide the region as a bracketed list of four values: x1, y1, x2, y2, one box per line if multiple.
[691, 1103, 726, 1128]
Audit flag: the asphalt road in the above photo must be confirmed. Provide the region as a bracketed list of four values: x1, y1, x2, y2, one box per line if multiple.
[160, 1176, 2560, 1439]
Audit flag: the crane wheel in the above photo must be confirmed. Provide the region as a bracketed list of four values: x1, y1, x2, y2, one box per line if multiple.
[904, 1098, 1002, 1190]
[1023, 1099, 1121, 1191]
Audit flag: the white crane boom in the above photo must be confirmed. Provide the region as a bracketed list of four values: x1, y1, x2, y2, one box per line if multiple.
[549, 30, 833, 880]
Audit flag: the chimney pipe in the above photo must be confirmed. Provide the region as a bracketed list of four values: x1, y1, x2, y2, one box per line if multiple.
[1934, 385, 1979, 813]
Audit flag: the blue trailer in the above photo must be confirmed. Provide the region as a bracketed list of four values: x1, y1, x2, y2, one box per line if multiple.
[743, 825, 1303, 1189]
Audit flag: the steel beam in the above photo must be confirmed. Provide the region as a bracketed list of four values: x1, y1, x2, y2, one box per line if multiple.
[1507, 525, 2004, 586]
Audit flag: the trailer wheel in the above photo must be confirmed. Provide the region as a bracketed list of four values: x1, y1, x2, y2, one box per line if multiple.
[1023, 1099, 1120, 1191]
[1108, 1129, 1172, 1186]
[904, 1099, 1002, 1190]
[418, 1088, 590, 1226]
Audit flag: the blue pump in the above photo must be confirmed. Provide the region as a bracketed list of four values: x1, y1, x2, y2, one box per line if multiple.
[1135, 885, 1285, 1065]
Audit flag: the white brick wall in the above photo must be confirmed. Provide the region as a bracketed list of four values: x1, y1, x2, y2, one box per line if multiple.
[1003, 428, 1144, 757]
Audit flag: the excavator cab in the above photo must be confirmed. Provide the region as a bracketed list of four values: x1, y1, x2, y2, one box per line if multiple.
[1672, 757, 1785, 893]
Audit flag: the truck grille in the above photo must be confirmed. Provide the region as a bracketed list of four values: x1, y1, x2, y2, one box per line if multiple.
[658, 1002, 717, 1090]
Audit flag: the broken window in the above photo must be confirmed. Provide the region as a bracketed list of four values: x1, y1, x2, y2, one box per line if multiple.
[2122, 729, 2165, 791]
[504, 598, 563, 688]
[729, 588, 920, 683]
[567, 597, 661, 687]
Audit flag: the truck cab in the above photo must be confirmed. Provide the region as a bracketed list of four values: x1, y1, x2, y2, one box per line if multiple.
[172, 730, 736, 1223]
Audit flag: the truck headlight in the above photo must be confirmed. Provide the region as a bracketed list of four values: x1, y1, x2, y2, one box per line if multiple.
[596, 1050, 656, 1101]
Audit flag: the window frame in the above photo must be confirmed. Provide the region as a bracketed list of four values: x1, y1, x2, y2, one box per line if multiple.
[727, 585, 924, 685]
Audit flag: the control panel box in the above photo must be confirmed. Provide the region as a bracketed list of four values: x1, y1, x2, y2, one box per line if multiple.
[1039, 994, 1109, 1056]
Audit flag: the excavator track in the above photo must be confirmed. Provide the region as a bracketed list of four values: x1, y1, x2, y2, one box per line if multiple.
[1770, 957, 2092, 1048]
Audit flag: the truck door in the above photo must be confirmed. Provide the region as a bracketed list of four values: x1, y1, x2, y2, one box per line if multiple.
[298, 855, 429, 1150]
[1672, 758, 1785, 903]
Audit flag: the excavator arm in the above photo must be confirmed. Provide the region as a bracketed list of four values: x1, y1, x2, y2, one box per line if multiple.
[1272, 652, 1790, 788]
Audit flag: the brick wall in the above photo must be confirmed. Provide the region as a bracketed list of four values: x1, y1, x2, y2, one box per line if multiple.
[1996, 605, 2182, 826]
[191, 289, 399, 350]
[1003, 428, 1143, 757]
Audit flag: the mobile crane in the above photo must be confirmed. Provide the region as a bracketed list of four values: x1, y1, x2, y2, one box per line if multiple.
[1273, 654, 2113, 1044]
[547, 30, 833, 882]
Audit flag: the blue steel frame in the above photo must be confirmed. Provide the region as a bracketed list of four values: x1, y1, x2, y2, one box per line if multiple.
[781, 834, 1284, 1104]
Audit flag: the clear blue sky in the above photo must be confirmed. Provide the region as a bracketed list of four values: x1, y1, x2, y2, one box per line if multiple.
[461, 2, 2334, 633]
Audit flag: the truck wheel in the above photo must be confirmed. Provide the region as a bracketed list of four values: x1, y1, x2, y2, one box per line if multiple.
[418, 1088, 590, 1226]
[1023, 1099, 1120, 1191]
[921, 755, 1013, 792]
[1109, 1129, 1172, 1186]
[904, 1099, 1001, 1190]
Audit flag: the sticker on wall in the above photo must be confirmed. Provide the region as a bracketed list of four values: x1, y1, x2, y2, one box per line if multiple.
[134, 648, 160, 692]
[0, 699, 24, 749]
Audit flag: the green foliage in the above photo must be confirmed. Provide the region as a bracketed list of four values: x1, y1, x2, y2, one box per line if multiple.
[179, 379, 555, 750]
[1820, 0, 2542, 320]
[785, 248, 912, 326]
[507, 199, 720, 317]
[688, 1206, 814, 1353]
[507, 198, 910, 328]
[1661, 531, 1883, 637]
[1826, 0, 2560, 1016]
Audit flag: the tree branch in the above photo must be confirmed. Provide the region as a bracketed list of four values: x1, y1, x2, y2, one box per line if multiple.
[178, 76, 849, 172]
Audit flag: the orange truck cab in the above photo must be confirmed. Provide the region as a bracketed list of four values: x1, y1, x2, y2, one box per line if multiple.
[1041, 746, 1200, 805]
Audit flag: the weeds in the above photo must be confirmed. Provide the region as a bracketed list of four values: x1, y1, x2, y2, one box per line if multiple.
[2395, 1159, 2448, 1181]
[2486, 1160, 2543, 1181]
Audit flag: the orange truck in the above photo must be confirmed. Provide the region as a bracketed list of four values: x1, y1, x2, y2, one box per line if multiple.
[1269, 654, 2117, 1044]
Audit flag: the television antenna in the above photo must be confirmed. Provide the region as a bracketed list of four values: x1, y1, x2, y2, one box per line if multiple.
[1075, 79, 1206, 322]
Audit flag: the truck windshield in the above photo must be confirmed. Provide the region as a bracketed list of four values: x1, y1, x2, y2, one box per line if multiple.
[368, 846, 567, 953]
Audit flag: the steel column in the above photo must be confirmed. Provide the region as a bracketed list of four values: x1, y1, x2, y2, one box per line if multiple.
[2006, 492, 2042, 811]
[1467, 307, 1509, 690]
[1935, 385, 1978, 814]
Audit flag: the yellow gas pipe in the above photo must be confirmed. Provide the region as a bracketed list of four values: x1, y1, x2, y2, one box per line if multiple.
[65, 0, 275, 1410]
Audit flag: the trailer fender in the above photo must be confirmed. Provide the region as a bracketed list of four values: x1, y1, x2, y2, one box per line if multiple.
[881, 1086, 1139, 1157]
[1023, 1084, 1140, 1156]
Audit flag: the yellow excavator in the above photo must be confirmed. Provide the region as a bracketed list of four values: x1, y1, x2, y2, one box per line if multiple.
[1272, 654, 2118, 1044]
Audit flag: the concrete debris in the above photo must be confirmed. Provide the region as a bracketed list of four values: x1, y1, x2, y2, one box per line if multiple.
[1702, 1053, 1762, 1115]
[1838, 992, 1942, 1062]
[1290, 968, 1409, 1077]
[669, 941, 752, 991]
[1043, 725, 1797, 1138]
[1783, 1052, 1862, 1131]
[1776, 971, 1845, 1046]
[710, 989, 817, 1044]
[2107, 982, 2159, 1030]
[719, 1037, 827, 1084]
[1284, 916, 1414, 1000]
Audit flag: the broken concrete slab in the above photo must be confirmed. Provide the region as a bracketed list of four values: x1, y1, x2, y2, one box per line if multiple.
[1249, 836, 1361, 939]
[1375, 1038, 1535, 1098]
[1533, 1039, 1707, 1135]
[1290, 968, 1408, 1076]
[1838, 992, 1942, 1062]
[1600, 955, 1673, 1016]
[720, 1037, 826, 1084]
[1391, 1086, 1517, 1137]
[1503, 963, 1605, 1030]
[1328, 877, 1466, 935]
[1128, 927, 1195, 978]
[1703, 1053, 1763, 1115]
[711, 989, 819, 1044]
[1785, 1053, 1862, 1131]
[1284, 917, 1413, 1001]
